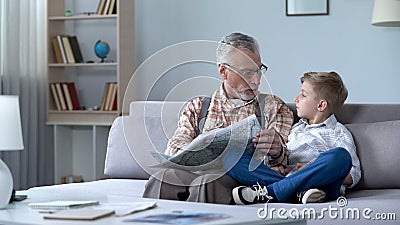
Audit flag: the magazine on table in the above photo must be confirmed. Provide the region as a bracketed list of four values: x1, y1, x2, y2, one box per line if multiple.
[124, 210, 231, 224]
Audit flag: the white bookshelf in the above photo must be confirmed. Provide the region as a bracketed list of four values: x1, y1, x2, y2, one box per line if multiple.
[46, 0, 134, 183]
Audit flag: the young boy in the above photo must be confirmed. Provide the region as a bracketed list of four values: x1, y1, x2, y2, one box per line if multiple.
[223, 71, 361, 204]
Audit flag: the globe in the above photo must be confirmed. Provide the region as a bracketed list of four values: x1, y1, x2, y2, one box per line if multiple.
[94, 40, 110, 63]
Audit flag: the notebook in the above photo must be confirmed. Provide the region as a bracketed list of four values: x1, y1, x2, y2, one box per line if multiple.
[29, 200, 99, 210]
[43, 208, 115, 220]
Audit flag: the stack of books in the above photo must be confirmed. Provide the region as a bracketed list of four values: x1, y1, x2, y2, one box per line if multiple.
[51, 35, 84, 64]
[50, 82, 81, 111]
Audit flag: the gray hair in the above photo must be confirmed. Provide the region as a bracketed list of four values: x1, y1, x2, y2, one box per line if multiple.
[216, 32, 260, 63]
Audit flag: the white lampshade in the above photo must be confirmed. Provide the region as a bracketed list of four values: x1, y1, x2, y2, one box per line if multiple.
[0, 95, 24, 209]
[0, 96, 24, 150]
[372, 0, 400, 26]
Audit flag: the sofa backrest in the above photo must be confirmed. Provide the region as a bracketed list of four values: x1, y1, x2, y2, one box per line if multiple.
[104, 100, 400, 190]
[287, 103, 400, 124]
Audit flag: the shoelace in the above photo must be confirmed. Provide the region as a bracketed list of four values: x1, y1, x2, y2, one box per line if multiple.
[253, 183, 273, 202]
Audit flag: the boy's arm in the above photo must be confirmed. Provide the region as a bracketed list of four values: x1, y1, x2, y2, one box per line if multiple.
[337, 128, 361, 188]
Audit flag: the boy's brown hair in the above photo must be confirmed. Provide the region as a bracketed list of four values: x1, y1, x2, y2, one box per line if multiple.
[301, 72, 348, 112]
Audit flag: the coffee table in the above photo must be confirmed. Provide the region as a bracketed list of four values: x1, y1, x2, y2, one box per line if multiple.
[0, 186, 307, 225]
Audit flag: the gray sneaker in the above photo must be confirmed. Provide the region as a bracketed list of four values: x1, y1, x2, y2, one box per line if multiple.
[297, 189, 326, 204]
[232, 183, 273, 205]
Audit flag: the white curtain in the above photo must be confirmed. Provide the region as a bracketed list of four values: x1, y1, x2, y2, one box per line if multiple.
[0, 0, 53, 189]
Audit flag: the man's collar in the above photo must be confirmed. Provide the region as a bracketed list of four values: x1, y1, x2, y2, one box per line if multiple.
[217, 84, 229, 103]
[218, 83, 258, 107]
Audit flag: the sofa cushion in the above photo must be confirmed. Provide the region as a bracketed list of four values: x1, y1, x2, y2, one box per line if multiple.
[345, 120, 400, 190]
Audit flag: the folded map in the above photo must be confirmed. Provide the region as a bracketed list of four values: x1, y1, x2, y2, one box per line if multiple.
[151, 114, 261, 171]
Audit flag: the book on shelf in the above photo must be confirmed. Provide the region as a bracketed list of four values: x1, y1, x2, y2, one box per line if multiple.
[68, 36, 84, 63]
[100, 82, 117, 111]
[50, 82, 80, 111]
[104, 83, 114, 110]
[111, 82, 118, 111]
[51, 37, 64, 64]
[62, 36, 75, 63]
[62, 83, 74, 110]
[66, 82, 81, 110]
[107, 0, 116, 15]
[108, 82, 118, 111]
[103, 0, 111, 15]
[96, 0, 107, 15]
[50, 83, 62, 111]
[111, 88, 117, 111]
[100, 82, 110, 111]
[56, 35, 68, 64]
[54, 82, 67, 110]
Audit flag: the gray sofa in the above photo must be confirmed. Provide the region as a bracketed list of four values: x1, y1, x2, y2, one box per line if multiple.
[104, 101, 400, 224]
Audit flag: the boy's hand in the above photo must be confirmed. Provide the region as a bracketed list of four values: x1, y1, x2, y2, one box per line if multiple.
[253, 129, 282, 157]
[344, 173, 353, 186]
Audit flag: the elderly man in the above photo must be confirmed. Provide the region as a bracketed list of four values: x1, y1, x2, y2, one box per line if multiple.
[142, 32, 293, 204]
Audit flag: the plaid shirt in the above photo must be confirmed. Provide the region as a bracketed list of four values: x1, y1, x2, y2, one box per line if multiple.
[165, 85, 294, 166]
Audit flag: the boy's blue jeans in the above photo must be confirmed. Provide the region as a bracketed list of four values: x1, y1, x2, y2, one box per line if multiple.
[223, 147, 352, 202]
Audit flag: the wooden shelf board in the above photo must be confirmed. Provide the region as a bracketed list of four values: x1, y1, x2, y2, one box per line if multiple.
[49, 62, 117, 67]
[47, 111, 118, 125]
[49, 15, 117, 21]
[49, 110, 118, 114]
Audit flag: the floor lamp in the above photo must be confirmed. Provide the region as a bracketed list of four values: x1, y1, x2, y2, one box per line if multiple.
[0, 95, 24, 209]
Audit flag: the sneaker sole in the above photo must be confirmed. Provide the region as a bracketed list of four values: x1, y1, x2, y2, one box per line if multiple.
[302, 189, 326, 204]
[232, 186, 247, 205]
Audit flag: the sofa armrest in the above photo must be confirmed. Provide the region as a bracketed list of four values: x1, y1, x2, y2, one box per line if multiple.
[104, 116, 150, 179]
[104, 101, 186, 179]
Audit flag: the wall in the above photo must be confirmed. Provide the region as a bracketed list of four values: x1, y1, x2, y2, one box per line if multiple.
[133, 0, 400, 103]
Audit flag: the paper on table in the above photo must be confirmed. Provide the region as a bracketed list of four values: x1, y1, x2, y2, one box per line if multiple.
[29, 200, 99, 210]
[96, 201, 157, 216]
[43, 208, 114, 220]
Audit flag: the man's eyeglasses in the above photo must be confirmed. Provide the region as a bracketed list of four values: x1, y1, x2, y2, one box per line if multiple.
[223, 63, 268, 79]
